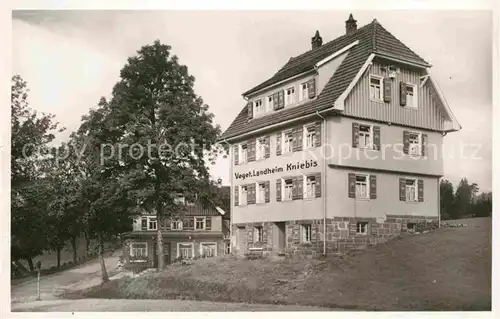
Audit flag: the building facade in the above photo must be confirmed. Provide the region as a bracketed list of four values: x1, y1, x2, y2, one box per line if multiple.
[220, 15, 461, 257]
[121, 197, 230, 269]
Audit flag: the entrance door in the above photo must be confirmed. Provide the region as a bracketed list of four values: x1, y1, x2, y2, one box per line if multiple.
[236, 226, 246, 255]
[274, 222, 286, 254]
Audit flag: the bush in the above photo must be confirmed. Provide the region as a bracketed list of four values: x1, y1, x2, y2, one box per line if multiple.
[412, 220, 439, 233]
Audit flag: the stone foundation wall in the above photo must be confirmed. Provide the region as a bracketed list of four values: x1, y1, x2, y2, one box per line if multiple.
[233, 215, 438, 257]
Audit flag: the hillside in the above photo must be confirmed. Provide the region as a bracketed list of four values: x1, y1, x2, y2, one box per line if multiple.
[68, 218, 491, 311]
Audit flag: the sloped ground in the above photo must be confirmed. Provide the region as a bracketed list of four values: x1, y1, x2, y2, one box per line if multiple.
[66, 218, 491, 311]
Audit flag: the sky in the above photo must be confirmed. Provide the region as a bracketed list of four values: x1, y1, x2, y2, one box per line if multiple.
[11, 10, 493, 191]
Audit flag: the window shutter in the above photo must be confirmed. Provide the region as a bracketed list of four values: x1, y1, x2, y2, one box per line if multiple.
[373, 126, 381, 151]
[141, 217, 147, 230]
[292, 177, 298, 200]
[399, 178, 406, 201]
[233, 145, 239, 165]
[422, 134, 428, 157]
[264, 136, 270, 158]
[308, 78, 316, 98]
[276, 133, 282, 156]
[403, 131, 410, 154]
[206, 217, 211, 230]
[369, 175, 377, 199]
[277, 91, 285, 109]
[276, 179, 282, 202]
[248, 183, 256, 205]
[315, 121, 322, 147]
[383, 77, 392, 103]
[315, 173, 321, 198]
[295, 175, 304, 200]
[247, 101, 253, 120]
[262, 226, 268, 243]
[294, 126, 303, 152]
[247, 140, 256, 162]
[234, 186, 239, 206]
[348, 173, 356, 198]
[265, 181, 270, 203]
[272, 92, 280, 110]
[418, 179, 424, 202]
[400, 81, 407, 106]
[352, 123, 360, 148]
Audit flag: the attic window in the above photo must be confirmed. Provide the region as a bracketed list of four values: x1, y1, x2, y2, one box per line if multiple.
[369, 75, 383, 101]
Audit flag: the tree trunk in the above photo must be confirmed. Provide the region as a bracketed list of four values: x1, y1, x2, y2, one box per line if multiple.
[71, 236, 77, 263]
[156, 201, 164, 270]
[56, 247, 61, 268]
[26, 257, 34, 272]
[98, 233, 109, 283]
[84, 231, 90, 260]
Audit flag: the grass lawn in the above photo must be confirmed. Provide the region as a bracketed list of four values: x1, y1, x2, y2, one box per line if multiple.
[65, 217, 492, 311]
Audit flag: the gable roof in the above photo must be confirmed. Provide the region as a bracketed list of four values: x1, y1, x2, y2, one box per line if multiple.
[220, 19, 432, 141]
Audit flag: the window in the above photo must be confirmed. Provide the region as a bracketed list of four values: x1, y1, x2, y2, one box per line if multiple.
[301, 224, 312, 243]
[409, 132, 422, 156]
[195, 217, 206, 230]
[355, 175, 369, 199]
[305, 175, 316, 199]
[267, 95, 274, 110]
[356, 222, 369, 235]
[283, 178, 293, 201]
[225, 242, 231, 254]
[130, 242, 147, 258]
[239, 143, 248, 163]
[405, 179, 418, 202]
[304, 125, 317, 149]
[283, 131, 294, 153]
[257, 182, 266, 204]
[141, 217, 147, 229]
[300, 82, 309, 102]
[359, 125, 373, 149]
[200, 243, 217, 258]
[254, 226, 263, 242]
[406, 84, 417, 108]
[177, 243, 194, 259]
[369, 75, 383, 101]
[285, 86, 296, 106]
[256, 137, 266, 160]
[407, 222, 417, 230]
[239, 185, 248, 205]
[148, 217, 157, 230]
[171, 219, 183, 230]
[254, 99, 264, 115]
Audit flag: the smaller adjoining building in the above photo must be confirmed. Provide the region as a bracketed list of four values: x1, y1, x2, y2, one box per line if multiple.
[121, 195, 230, 269]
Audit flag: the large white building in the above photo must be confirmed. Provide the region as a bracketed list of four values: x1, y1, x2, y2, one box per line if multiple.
[219, 14, 461, 257]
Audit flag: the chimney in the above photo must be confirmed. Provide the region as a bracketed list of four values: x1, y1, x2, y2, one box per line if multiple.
[311, 30, 323, 49]
[345, 13, 357, 35]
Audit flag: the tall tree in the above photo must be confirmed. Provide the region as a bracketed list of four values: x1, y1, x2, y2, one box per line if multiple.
[11, 75, 62, 270]
[439, 179, 454, 220]
[105, 40, 221, 269]
[454, 178, 479, 219]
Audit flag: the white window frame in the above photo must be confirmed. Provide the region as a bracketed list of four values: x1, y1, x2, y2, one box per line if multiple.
[239, 143, 248, 164]
[405, 178, 418, 202]
[171, 219, 183, 230]
[256, 137, 266, 160]
[369, 74, 383, 102]
[239, 185, 248, 206]
[299, 82, 309, 102]
[356, 222, 369, 235]
[355, 174, 370, 199]
[130, 242, 148, 258]
[224, 242, 231, 254]
[200, 242, 217, 258]
[195, 217, 206, 230]
[282, 178, 294, 201]
[359, 124, 373, 149]
[405, 83, 418, 108]
[256, 182, 266, 204]
[408, 132, 422, 156]
[282, 130, 294, 154]
[254, 226, 263, 242]
[304, 175, 316, 199]
[301, 224, 312, 243]
[147, 217, 157, 230]
[267, 95, 274, 111]
[177, 242, 194, 259]
[285, 86, 296, 106]
[303, 124, 317, 149]
[254, 98, 264, 115]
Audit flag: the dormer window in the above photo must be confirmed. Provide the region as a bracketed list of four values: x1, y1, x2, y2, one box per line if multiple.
[285, 86, 296, 106]
[369, 75, 383, 101]
[254, 99, 264, 115]
[267, 95, 274, 110]
[299, 83, 309, 102]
